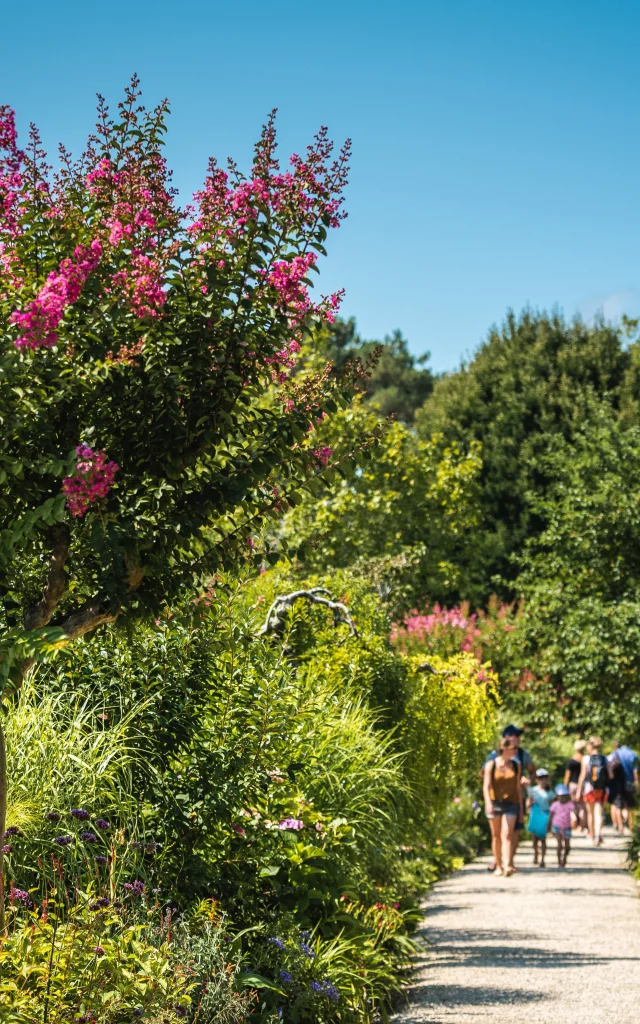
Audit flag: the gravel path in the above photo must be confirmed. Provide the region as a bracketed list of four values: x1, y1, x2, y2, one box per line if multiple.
[395, 828, 640, 1023]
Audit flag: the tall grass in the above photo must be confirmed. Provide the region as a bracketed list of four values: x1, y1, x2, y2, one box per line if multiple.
[5, 672, 148, 834]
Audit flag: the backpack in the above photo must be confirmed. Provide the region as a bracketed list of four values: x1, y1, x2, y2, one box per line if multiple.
[590, 753, 608, 790]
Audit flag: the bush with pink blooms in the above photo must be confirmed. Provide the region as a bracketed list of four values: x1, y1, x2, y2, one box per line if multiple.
[0, 76, 373, 688]
[391, 596, 558, 726]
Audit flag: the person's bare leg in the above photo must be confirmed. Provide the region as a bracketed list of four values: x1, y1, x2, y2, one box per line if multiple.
[594, 801, 603, 843]
[563, 837, 571, 866]
[510, 827, 520, 864]
[490, 817, 502, 873]
[586, 802, 595, 841]
[503, 815, 517, 871]
[629, 807, 635, 831]
[540, 836, 546, 867]
[533, 836, 539, 864]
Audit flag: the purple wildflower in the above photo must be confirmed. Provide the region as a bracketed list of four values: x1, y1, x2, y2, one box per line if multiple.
[54, 835, 73, 846]
[80, 831, 98, 844]
[3, 826, 22, 838]
[268, 937, 286, 950]
[2, 845, 12, 854]
[173, 1007, 188, 1019]
[278, 817, 303, 830]
[322, 980, 339, 1003]
[280, 970, 292, 982]
[79, 1015, 95, 1024]
[123, 880, 145, 895]
[310, 981, 323, 992]
[95, 818, 110, 831]
[129, 840, 143, 850]
[90, 897, 110, 910]
[45, 811, 61, 822]
[145, 841, 158, 854]
[9, 887, 31, 905]
[70, 808, 90, 820]
[133, 1011, 144, 1019]
[93, 945, 105, 956]
[94, 855, 108, 865]
[300, 941, 315, 959]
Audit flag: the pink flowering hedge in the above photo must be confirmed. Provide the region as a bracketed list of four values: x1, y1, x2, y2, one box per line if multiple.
[0, 78, 370, 683]
[391, 596, 549, 702]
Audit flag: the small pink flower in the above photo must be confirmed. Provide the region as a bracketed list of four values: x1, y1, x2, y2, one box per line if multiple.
[278, 818, 303, 831]
[62, 444, 118, 517]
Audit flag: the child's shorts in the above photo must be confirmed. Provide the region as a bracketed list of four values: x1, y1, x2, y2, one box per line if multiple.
[552, 825, 571, 839]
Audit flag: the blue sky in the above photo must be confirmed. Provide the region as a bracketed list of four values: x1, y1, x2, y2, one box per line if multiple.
[2, 0, 639, 371]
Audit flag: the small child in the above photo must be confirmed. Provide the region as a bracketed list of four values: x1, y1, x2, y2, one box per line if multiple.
[527, 768, 553, 868]
[548, 783, 575, 868]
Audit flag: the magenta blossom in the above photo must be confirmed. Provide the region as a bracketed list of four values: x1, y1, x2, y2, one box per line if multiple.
[11, 241, 101, 350]
[278, 818, 304, 831]
[62, 444, 118, 517]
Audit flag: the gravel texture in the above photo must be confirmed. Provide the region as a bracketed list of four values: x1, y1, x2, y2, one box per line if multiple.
[395, 828, 640, 1023]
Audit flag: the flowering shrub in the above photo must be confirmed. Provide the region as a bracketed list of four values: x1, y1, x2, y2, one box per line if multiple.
[0, 77, 372, 688]
[391, 595, 552, 708]
[0, 898, 191, 1021]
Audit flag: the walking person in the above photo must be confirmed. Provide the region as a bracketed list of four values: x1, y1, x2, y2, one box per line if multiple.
[607, 742, 626, 834]
[563, 739, 586, 831]
[548, 784, 575, 868]
[484, 724, 535, 871]
[483, 734, 524, 877]
[610, 741, 639, 832]
[527, 768, 553, 868]
[577, 737, 611, 846]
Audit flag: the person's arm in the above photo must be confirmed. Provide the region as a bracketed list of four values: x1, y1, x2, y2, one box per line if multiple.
[546, 803, 554, 834]
[563, 765, 571, 787]
[576, 758, 587, 798]
[517, 762, 524, 823]
[483, 760, 494, 815]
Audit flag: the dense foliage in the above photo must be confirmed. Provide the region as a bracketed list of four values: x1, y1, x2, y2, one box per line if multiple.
[283, 402, 482, 612]
[0, 78, 366, 683]
[517, 405, 640, 735]
[3, 570, 496, 1022]
[416, 311, 640, 604]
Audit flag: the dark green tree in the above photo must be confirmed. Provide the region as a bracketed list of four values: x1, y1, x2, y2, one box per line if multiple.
[517, 404, 640, 736]
[415, 310, 640, 603]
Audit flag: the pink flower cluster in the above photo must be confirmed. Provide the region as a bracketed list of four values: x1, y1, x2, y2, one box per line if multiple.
[278, 818, 304, 831]
[0, 106, 23, 240]
[11, 241, 102, 350]
[84, 150, 173, 320]
[313, 446, 333, 467]
[267, 253, 316, 307]
[391, 603, 483, 659]
[62, 444, 118, 517]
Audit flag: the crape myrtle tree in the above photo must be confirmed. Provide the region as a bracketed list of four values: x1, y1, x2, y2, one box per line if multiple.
[0, 78, 366, 912]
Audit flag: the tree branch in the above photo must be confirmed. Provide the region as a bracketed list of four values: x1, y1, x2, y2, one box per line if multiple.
[257, 588, 358, 637]
[59, 596, 119, 641]
[23, 523, 71, 631]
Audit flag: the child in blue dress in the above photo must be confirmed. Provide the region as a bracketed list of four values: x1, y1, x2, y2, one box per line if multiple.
[527, 768, 553, 868]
